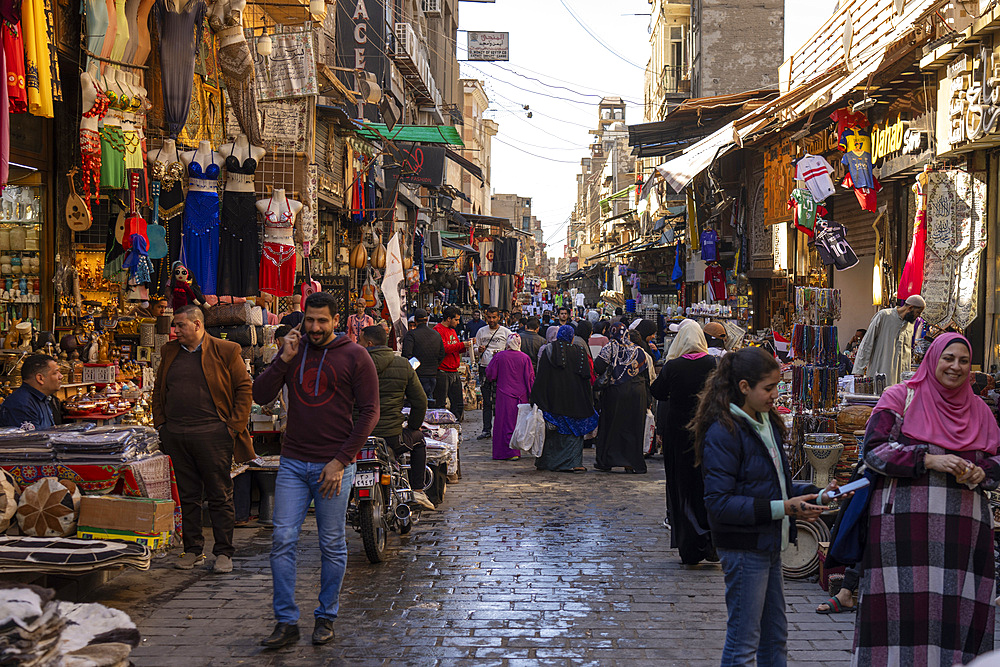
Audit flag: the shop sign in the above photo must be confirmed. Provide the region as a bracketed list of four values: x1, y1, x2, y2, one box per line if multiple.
[335, 0, 387, 120]
[761, 139, 795, 226]
[872, 116, 907, 163]
[384, 143, 446, 187]
[946, 45, 1000, 146]
[466, 32, 509, 61]
[872, 113, 933, 178]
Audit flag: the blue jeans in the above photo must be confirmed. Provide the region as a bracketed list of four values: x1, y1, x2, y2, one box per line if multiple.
[718, 548, 787, 667]
[270, 457, 356, 624]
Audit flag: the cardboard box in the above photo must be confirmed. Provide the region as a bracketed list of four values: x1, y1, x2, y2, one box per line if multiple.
[77, 526, 171, 550]
[78, 495, 174, 534]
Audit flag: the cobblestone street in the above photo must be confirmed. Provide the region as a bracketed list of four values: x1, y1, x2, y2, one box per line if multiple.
[89, 411, 857, 666]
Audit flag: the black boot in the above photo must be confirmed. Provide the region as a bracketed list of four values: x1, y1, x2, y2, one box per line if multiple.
[312, 618, 335, 645]
[261, 622, 299, 649]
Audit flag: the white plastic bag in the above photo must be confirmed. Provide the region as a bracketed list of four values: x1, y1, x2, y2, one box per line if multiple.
[643, 409, 656, 456]
[512, 403, 545, 457]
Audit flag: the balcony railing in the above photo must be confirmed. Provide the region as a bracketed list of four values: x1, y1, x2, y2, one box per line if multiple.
[392, 22, 443, 110]
[661, 65, 689, 95]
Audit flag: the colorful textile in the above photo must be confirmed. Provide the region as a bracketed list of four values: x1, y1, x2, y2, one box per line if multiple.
[795, 154, 836, 203]
[897, 209, 926, 300]
[788, 188, 816, 237]
[3, 455, 183, 541]
[856, 409, 998, 665]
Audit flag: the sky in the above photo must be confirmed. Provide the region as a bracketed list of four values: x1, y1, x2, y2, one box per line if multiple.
[457, 0, 840, 259]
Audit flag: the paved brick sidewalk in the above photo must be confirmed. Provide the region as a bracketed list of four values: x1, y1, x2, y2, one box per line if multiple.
[94, 410, 860, 666]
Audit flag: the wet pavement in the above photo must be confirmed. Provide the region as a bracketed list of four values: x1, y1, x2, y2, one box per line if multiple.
[89, 409, 859, 666]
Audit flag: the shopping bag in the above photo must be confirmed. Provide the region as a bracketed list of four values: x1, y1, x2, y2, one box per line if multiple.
[511, 403, 545, 456]
[643, 409, 656, 455]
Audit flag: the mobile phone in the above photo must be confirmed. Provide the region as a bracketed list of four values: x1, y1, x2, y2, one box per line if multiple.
[828, 477, 870, 499]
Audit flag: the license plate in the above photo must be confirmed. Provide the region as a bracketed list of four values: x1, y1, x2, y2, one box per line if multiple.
[354, 471, 376, 487]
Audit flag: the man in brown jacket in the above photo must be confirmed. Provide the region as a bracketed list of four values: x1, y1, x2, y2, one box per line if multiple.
[152, 304, 253, 574]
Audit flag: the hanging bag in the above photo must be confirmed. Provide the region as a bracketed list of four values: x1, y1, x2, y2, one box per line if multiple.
[827, 388, 913, 568]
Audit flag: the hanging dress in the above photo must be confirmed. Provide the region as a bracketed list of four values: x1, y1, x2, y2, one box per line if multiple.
[2, 0, 26, 113]
[258, 200, 295, 297]
[216, 148, 259, 296]
[21, 0, 51, 117]
[208, 7, 261, 145]
[153, 0, 205, 138]
[149, 152, 184, 295]
[182, 152, 219, 295]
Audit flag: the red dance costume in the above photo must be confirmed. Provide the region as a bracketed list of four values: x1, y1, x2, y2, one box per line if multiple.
[259, 201, 295, 296]
[79, 80, 109, 214]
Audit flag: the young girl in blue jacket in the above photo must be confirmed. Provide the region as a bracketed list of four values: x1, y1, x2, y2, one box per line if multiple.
[690, 347, 838, 667]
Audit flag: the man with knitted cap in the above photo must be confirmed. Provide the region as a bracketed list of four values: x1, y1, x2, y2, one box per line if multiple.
[852, 294, 925, 386]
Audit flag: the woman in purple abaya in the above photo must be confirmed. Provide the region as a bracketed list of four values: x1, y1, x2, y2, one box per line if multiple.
[485, 333, 535, 460]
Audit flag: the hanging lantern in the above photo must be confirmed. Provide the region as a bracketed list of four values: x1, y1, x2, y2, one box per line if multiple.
[309, 0, 326, 18]
[257, 33, 273, 57]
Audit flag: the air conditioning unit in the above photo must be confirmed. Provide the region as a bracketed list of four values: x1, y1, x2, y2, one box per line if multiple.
[426, 230, 444, 258]
[422, 0, 441, 17]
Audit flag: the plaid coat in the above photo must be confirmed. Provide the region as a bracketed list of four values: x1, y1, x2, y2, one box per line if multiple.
[854, 408, 997, 667]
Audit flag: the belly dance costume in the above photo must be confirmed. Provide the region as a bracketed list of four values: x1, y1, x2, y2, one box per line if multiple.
[2, 0, 27, 114]
[216, 149, 259, 296]
[80, 80, 109, 214]
[182, 152, 220, 295]
[259, 201, 295, 297]
[150, 153, 184, 295]
[122, 97, 144, 170]
[99, 92, 130, 189]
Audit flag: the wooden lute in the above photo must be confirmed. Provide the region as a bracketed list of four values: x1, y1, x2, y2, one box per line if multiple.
[65, 168, 92, 232]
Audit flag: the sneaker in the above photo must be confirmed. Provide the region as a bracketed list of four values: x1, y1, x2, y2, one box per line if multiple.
[661, 518, 671, 530]
[213, 554, 233, 574]
[411, 491, 435, 510]
[174, 552, 206, 570]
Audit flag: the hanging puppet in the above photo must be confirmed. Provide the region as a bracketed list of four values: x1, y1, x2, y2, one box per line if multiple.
[167, 260, 206, 311]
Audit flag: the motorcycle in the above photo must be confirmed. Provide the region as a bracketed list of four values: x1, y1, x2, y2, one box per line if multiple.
[347, 436, 431, 563]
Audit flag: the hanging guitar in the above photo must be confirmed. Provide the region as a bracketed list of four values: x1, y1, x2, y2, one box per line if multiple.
[64, 168, 91, 232]
[146, 181, 168, 260]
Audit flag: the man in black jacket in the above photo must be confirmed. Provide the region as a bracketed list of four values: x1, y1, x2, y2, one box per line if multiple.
[401, 308, 444, 402]
[519, 317, 545, 368]
[360, 326, 434, 510]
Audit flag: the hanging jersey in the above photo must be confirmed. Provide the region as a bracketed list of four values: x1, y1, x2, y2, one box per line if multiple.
[841, 139, 875, 190]
[830, 108, 869, 147]
[814, 219, 859, 271]
[705, 264, 727, 301]
[795, 154, 836, 203]
[842, 171, 882, 213]
[788, 188, 817, 237]
[700, 229, 718, 262]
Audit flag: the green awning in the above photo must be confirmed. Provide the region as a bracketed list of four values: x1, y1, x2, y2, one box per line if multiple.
[355, 123, 464, 146]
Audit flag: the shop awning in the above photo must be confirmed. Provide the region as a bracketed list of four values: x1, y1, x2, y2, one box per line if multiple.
[445, 149, 484, 183]
[356, 123, 464, 146]
[628, 89, 778, 158]
[655, 122, 741, 193]
[442, 237, 477, 253]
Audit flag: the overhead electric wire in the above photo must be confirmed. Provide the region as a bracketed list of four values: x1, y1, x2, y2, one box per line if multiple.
[462, 61, 627, 112]
[482, 61, 642, 105]
[492, 136, 582, 164]
[556, 0, 645, 70]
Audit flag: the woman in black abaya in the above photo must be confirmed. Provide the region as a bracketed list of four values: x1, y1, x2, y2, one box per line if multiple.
[593, 322, 651, 473]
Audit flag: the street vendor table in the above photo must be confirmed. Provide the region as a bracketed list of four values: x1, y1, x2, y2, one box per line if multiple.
[1, 454, 183, 541]
[63, 410, 132, 425]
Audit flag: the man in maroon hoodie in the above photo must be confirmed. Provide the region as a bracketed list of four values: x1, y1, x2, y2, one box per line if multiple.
[433, 306, 467, 421]
[253, 292, 379, 649]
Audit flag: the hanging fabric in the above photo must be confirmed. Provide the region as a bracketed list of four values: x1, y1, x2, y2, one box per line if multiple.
[897, 171, 928, 302]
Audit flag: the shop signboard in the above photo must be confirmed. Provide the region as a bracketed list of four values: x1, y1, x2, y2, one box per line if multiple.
[335, 0, 387, 121]
[872, 113, 933, 178]
[467, 32, 509, 61]
[384, 143, 446, 186]
[761, 139, 795, 226]
[253, 29, 319, 101]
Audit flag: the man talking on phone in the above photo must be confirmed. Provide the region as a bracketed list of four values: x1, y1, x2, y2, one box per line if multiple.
[253, 292, 380, 649]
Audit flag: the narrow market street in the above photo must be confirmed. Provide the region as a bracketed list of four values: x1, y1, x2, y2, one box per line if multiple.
[87, 412, 855, 667]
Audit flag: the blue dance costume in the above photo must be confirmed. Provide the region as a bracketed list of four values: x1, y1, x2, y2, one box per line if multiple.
[182, 151, 220, 295]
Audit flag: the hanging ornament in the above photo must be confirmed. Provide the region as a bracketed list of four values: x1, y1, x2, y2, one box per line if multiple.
[257, 33, 273, 57]
[309, 0, 326, 18]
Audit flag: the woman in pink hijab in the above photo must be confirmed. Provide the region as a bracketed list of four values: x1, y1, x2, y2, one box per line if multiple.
[854, 333, 1000, 666]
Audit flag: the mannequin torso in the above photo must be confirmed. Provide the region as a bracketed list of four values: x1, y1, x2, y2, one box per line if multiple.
[256, 189, 300, 246]
[220, 133, 264, 193]
[132, 0, 155, 65]
[80, 66, 104, 134]
[181, 141, 223, 193]
[100, 0, 118, 61]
